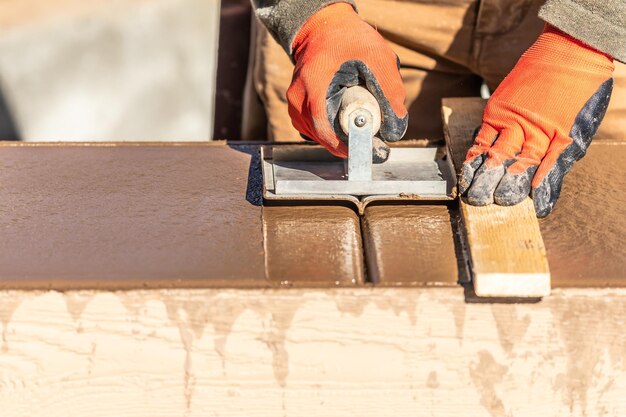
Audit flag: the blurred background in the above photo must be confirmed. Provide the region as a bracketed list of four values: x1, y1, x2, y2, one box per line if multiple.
[0, 0, 254, 142]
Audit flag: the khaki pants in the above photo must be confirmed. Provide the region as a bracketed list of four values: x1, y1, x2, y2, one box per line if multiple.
[244, 0, 626, 142]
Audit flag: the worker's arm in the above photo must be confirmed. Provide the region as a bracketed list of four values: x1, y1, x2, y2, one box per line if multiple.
[251, 0, 355, 55]
[251, 1, 407, 159]
[539, 0, 626, 64]
[460, 0, 624, 217]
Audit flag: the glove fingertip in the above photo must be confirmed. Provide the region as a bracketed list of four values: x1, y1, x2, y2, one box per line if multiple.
[464, 163, 506, 206]
[532, 178, 560, 218]
[458, 167, 472, 195]
[531, 154, 569, 217]
[532, 187, 554, 218]
[458, 154, 485, 195]
[379, 113, 408, 143]
[493, 168, 535, 207]
[372, 137, 390, 164]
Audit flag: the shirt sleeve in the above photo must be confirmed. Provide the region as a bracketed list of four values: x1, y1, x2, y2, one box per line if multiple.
[251, 0, 357, 55]
[539, 0, 626, 63]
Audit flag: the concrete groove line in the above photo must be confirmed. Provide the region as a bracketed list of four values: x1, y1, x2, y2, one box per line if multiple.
[357, 210, 376, 286]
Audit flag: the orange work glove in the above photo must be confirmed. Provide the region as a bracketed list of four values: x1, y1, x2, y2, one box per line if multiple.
[460, 25, 615, 217]
[287, 3, 408, 161]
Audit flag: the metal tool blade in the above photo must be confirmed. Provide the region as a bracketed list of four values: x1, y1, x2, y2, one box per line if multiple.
[347, 109, 373, 181]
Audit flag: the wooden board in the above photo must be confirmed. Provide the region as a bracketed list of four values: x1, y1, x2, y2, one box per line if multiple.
[1, 287, 625, 416]
[442, 98, 551, 298]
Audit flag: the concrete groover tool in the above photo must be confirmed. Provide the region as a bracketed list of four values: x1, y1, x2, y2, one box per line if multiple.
[262, 86, 456, 214]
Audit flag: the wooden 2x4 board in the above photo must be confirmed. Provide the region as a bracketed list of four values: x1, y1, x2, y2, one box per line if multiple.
[442, 98, 551, 298]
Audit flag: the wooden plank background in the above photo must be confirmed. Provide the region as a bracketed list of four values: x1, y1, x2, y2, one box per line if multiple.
[0, 288, 625, 416]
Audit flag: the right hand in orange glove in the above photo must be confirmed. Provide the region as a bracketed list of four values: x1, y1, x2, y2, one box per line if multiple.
[460, 25, 615, 217]
[287, 3, 408, 161]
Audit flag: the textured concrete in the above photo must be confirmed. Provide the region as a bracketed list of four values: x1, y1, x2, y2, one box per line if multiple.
[0, 0, 220, 141]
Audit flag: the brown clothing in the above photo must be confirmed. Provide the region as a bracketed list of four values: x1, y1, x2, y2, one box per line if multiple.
[245, 0, 626, 142]
[251, 0, 626, 62]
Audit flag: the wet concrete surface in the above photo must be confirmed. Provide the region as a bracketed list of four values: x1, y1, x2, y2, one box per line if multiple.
[0, 142, 363, 289]
[263, 206, 364, 287]
[0, 142, 623, 289]
[0, 142, 264, 288]
[362, 205, 460, 286]
[360, 141, 626, 288]
[539, 143, 626, 287]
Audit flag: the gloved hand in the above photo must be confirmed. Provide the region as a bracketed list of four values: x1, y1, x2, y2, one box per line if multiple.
[460, 25, 615, 217]
[287, 3, 408, 161]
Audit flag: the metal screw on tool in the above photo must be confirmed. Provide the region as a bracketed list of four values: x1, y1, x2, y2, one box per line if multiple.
[354, 114, 367, 128]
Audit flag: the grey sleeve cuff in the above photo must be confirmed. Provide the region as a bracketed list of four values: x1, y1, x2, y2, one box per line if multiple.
[538, 0, 626, 63]
[252, 0, 357, 55]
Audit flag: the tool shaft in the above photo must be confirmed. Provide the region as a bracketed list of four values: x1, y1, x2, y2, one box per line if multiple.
[347, 109, 373, 181]
[339, 86, 382, 182]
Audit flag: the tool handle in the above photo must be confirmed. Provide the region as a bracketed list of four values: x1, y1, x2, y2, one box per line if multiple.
[339, 86, 382, 136]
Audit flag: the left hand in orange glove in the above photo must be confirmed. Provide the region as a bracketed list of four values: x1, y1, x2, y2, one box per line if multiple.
[460, 25, 615, 217]
[287, 3, 408, 161]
